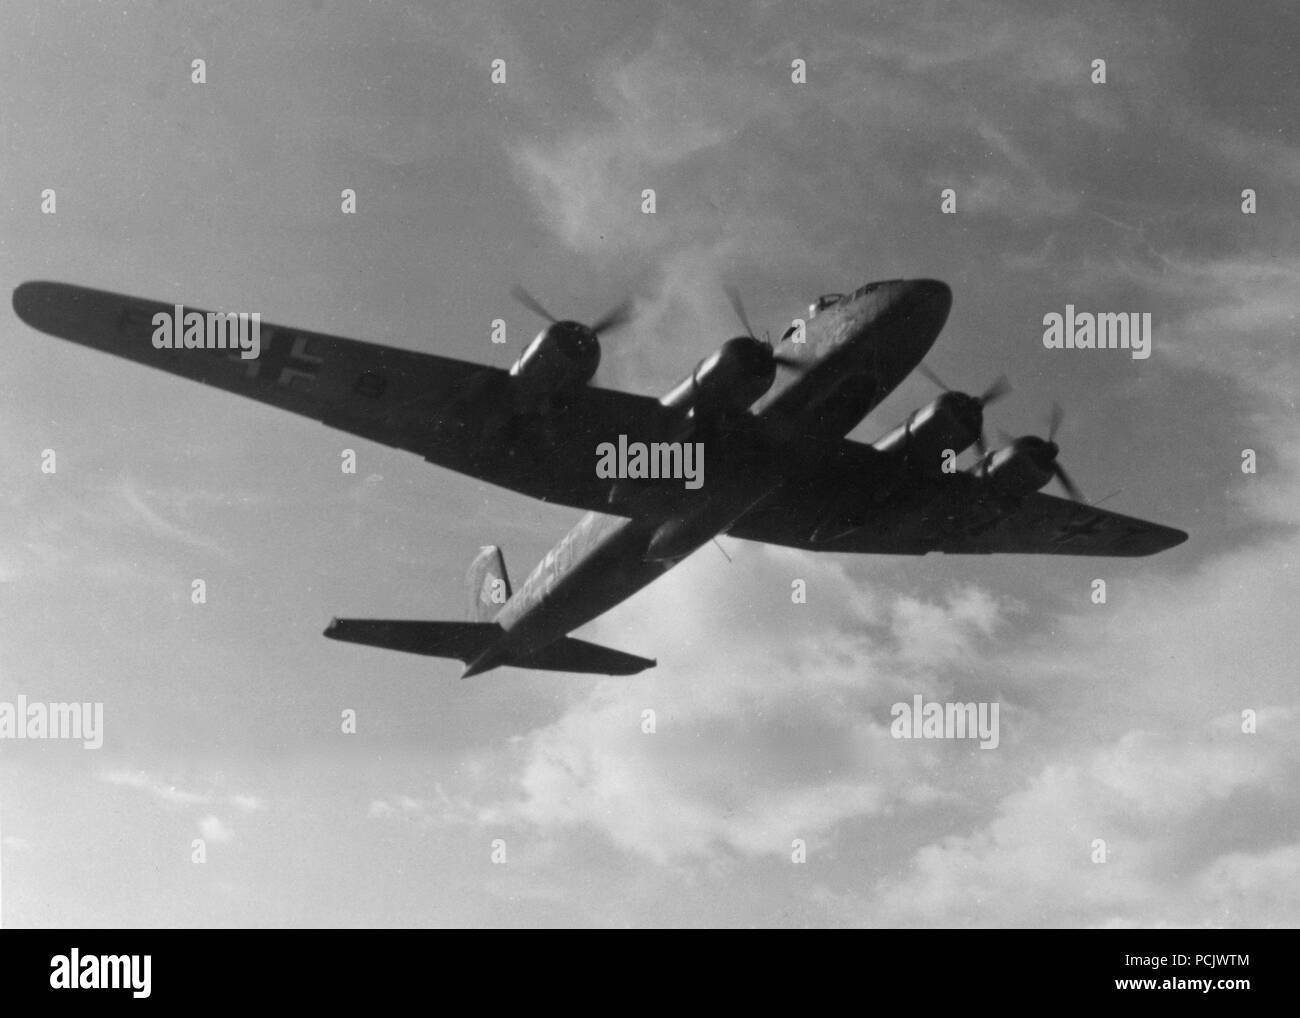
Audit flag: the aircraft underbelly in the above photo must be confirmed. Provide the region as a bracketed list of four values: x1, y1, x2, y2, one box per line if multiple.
[493, 514, 673, 657]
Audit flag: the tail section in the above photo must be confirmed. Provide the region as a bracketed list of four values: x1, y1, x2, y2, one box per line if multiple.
[323, 618, 655, 677]
[467, 545, 511, 621]
[323, 543, 656, 677]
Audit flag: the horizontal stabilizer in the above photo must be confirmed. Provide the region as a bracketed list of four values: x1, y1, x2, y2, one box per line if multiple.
[323, 619, 500, 661]
[323, 618, 655, 676]
[519, 637, 656, 676]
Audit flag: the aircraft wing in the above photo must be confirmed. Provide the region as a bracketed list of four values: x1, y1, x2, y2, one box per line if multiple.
[727, 453, 1188, 557]
[13, 281, 677, 516]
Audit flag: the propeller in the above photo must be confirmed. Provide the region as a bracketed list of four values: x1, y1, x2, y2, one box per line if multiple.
[972, 377, 1012, 456]
[590, 300, 633, 336]
[1052, 459, 1085, 504]
[918, 364, 1011, 408]
[1041, 402, 1084, 501]
[980, 375, 1012, 406]
[724, 285, 804, 369]
[510, 285, 633, 337]
[723, 285, 755, 341]
[1048, 401, 1064, 442]
[916, 363, 952, 392]
[917, 364, 1011, 458]
[509, 285, 556, 323]
[1000, 403, 1084, 502]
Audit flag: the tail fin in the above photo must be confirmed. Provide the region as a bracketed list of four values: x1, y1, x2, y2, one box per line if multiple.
[325, 543, 655, 676]
[467, 545, 511, 622]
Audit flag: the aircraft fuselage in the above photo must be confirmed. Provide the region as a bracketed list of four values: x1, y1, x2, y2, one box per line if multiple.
[465, 279, 952, 675]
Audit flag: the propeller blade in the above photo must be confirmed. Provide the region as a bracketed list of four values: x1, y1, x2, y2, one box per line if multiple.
[724, 285, 756, 339]
[1048, 401, 1064, 442]
[980, 375, 1011, 406]
[591, 300, 633, 336]
[917, 363, 952, 392]
[1053, 462, 1085, 503]
[510, 285, 557, 324]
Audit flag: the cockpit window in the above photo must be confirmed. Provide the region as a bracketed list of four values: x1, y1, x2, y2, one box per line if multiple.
[808, 293, 844, 318]
[850, 279, 900, 299]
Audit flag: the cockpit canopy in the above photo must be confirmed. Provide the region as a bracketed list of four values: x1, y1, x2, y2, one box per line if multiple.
[808, 293, 844, 319]
[808, 280, 903, 319]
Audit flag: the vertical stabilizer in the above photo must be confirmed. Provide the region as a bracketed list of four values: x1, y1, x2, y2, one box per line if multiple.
[466, 545, 512, 622]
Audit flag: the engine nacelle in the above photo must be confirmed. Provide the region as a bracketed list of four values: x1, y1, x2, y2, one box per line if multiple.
[980, 439, 1055, 497]
[659, 336, 776, 418]
[509, 321, 600, 395]
[873, 392, 983, 470]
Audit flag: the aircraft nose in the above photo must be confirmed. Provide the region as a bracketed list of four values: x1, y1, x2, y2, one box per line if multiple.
[891, 279, 952, 344]
[901, 278, 952, 321]
[858, 278, 951, 374]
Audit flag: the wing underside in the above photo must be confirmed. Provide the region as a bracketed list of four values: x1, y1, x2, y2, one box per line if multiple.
[728, 453, 1188, 557]
[12, 281, 677, 516]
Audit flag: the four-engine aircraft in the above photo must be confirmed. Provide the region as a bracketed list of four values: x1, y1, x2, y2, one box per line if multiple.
[12, 278, 1187, 676]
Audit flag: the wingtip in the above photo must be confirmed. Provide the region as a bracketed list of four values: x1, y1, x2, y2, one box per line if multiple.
[12, 280, 43, 321]
[1156, 526, 1189, 553]
[1136, 526, 1189, 556]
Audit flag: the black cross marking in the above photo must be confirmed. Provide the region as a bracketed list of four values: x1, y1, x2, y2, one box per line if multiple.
[227, 327, 322, 389]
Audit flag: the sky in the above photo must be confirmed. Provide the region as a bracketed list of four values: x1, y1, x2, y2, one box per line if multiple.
[0, 0, 1297, 927]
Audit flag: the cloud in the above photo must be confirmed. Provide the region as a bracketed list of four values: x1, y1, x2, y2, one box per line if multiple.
[100, 769, 209, 806]
[198, 815, 234, 844]
[112, 477, 235, 558]
[864, 720, 1299, 927]
[509, 26, 788, 255]
[462, 550, 999, 866]
[100, 770, 265, 815]
[891, 586, 1005, 668]
[368, 786, 480, 828]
